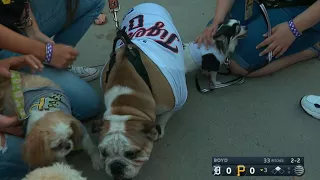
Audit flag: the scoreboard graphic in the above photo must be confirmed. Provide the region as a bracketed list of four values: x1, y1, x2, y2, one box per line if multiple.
[212, 157, 305, 177]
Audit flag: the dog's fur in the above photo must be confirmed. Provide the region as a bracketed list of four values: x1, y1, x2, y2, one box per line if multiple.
[183, 19, 248, 85]
[22, 162, 87, 180]
[0, 73, 103, 170]
[98, 45, 176, 180]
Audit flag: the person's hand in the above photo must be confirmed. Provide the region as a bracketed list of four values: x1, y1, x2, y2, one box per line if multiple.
[29, 31, 55, 44]
[49, 44, 79, 69]
[0, 55, 44, 78]
[256, 22, 296, 58]
[195, 20, 221, 49]
[0, 114, 23, 136]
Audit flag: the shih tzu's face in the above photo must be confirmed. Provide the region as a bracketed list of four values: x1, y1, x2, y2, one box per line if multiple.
[23, 111, 82, 167]
[98, 118, 159, 180]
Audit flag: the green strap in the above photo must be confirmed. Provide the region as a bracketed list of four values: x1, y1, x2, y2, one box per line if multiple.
[10, 71, 27, 120]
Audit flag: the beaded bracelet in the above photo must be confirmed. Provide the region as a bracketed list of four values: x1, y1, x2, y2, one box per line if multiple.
[45, 43, 53, 64]
[288, 19, 302, 38]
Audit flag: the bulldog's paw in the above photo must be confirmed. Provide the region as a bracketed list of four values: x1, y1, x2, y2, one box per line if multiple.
[91, 153, 105, 171]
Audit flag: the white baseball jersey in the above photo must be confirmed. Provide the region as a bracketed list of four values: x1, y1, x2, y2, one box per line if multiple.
[116, 3, 187, 111]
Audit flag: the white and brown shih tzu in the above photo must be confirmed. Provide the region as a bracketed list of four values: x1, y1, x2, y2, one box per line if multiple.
[22, 162, 87, 180]
[0, 73, 104, 170]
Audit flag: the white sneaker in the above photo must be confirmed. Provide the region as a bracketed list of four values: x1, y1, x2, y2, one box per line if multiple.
[67, 65, 100, 82]
[300, 95, 320, 120]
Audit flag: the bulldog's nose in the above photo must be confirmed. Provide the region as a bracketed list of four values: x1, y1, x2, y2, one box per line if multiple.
[110, 161, 126, 176]
[243, 26, 248, 31]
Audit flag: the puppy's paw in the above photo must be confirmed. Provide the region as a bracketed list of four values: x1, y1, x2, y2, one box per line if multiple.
[91, 153, 105, 171]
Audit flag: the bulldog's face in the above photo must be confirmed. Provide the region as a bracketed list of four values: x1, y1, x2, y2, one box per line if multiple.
[98, 118, 159, 180]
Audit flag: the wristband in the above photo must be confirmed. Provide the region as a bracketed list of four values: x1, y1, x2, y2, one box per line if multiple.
[45, 43, 53, 64]
[288, 20, 302, 38]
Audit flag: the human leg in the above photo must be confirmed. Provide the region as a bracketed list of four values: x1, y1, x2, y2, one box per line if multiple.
[30, 0, 106, 81]
[206, 0, 320, 76]
[0, 133, 29, 180]
[0, 50, 101, 121]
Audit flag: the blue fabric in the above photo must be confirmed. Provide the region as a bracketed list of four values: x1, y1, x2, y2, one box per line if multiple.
[207, 0, 320, 70]
[0, 0, 104, 179]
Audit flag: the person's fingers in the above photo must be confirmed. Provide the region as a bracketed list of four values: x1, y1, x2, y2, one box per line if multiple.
[259, 43, 277, 57]
[25, 56, 39, 70]
[0, 67, 10, 78]
[0, 115, 19, 128]
[276, 47, 288, 58]
[1, 126, 23, 136]
[256, 36, 274, 49]
[70, 47, 79, 56]
[273, 46, 283, 58]
[197, 36, 204, 48]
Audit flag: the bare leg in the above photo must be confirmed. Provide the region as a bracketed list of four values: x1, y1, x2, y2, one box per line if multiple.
[229, 49, 317, 77]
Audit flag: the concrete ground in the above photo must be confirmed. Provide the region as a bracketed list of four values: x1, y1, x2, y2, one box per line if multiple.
[69, 0, 320, 179]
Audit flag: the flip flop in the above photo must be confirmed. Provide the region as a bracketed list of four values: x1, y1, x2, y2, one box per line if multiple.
[94, 13, 107, 25]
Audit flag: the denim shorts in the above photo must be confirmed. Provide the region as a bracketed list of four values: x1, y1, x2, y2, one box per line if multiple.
[207, 0, 320, 70]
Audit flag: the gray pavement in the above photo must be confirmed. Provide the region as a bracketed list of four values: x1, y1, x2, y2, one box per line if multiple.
[69, 0, 320, 179]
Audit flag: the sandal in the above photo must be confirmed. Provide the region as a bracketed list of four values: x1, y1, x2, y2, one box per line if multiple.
[94, 13, 107, 25]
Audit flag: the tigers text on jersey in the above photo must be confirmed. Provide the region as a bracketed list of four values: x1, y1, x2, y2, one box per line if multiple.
[116, 3, 188, 111]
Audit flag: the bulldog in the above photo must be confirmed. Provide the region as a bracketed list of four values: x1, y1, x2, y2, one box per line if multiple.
[96, 3, 188, 180]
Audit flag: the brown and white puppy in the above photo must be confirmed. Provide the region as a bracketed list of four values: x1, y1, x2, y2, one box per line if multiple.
[0, 73, 103, 170]
[22, 162, 87, 180]
[97, 3, 187, 179]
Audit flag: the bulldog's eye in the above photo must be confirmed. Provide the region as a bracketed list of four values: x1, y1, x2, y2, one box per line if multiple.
[125, 150, 140, 159]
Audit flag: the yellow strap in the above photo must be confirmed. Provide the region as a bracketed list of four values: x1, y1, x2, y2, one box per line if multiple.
[10, 71, 27, 120]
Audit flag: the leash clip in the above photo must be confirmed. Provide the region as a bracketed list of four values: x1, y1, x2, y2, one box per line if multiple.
[108, 0, 121, 30]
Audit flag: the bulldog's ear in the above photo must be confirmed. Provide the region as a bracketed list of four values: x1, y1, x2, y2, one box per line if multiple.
[141, 122, 160, 142]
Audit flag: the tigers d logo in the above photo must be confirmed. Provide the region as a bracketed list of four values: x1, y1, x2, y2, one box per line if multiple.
[2, 0, 11, 4]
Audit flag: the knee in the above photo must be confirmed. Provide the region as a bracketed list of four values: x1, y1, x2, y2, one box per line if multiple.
[71, 88, 102, 121]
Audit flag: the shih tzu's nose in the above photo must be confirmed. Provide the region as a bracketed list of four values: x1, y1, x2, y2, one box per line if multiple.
[110, 161, 126, 176]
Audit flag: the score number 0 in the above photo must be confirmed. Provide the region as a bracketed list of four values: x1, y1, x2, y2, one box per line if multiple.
[225, 166, 256, 176]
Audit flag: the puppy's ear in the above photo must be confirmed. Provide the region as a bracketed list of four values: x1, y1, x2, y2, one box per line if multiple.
[70, 119, 83, 149]
[23, 128, 54, 167]
[141, 122, 160, 142]
[213, 26, 230, 41]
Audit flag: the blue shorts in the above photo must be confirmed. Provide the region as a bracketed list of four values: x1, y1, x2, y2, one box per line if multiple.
[207, 0, 320, 70]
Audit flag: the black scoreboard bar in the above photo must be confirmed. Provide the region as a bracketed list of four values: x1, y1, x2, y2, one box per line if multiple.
[212, 165, 305, 176]
[212, 157, 305, 177]
[212, 157, 304, 165]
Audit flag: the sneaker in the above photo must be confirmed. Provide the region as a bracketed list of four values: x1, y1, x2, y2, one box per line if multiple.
[300, 95, 320, 120]
[67, 65, 100, 82]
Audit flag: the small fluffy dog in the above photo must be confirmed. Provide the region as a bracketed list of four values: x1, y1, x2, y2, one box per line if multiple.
[97, 3, 188, 180]
[183, 19, 248, 86]
[22, 162, 87, 180]
[0, 73, 103, 170]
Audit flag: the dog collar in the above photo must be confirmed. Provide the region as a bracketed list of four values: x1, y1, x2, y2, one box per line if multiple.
[10, 70, 28, 121]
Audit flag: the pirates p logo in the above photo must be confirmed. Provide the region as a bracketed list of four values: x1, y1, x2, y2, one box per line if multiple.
[2, 0, 11, 4]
